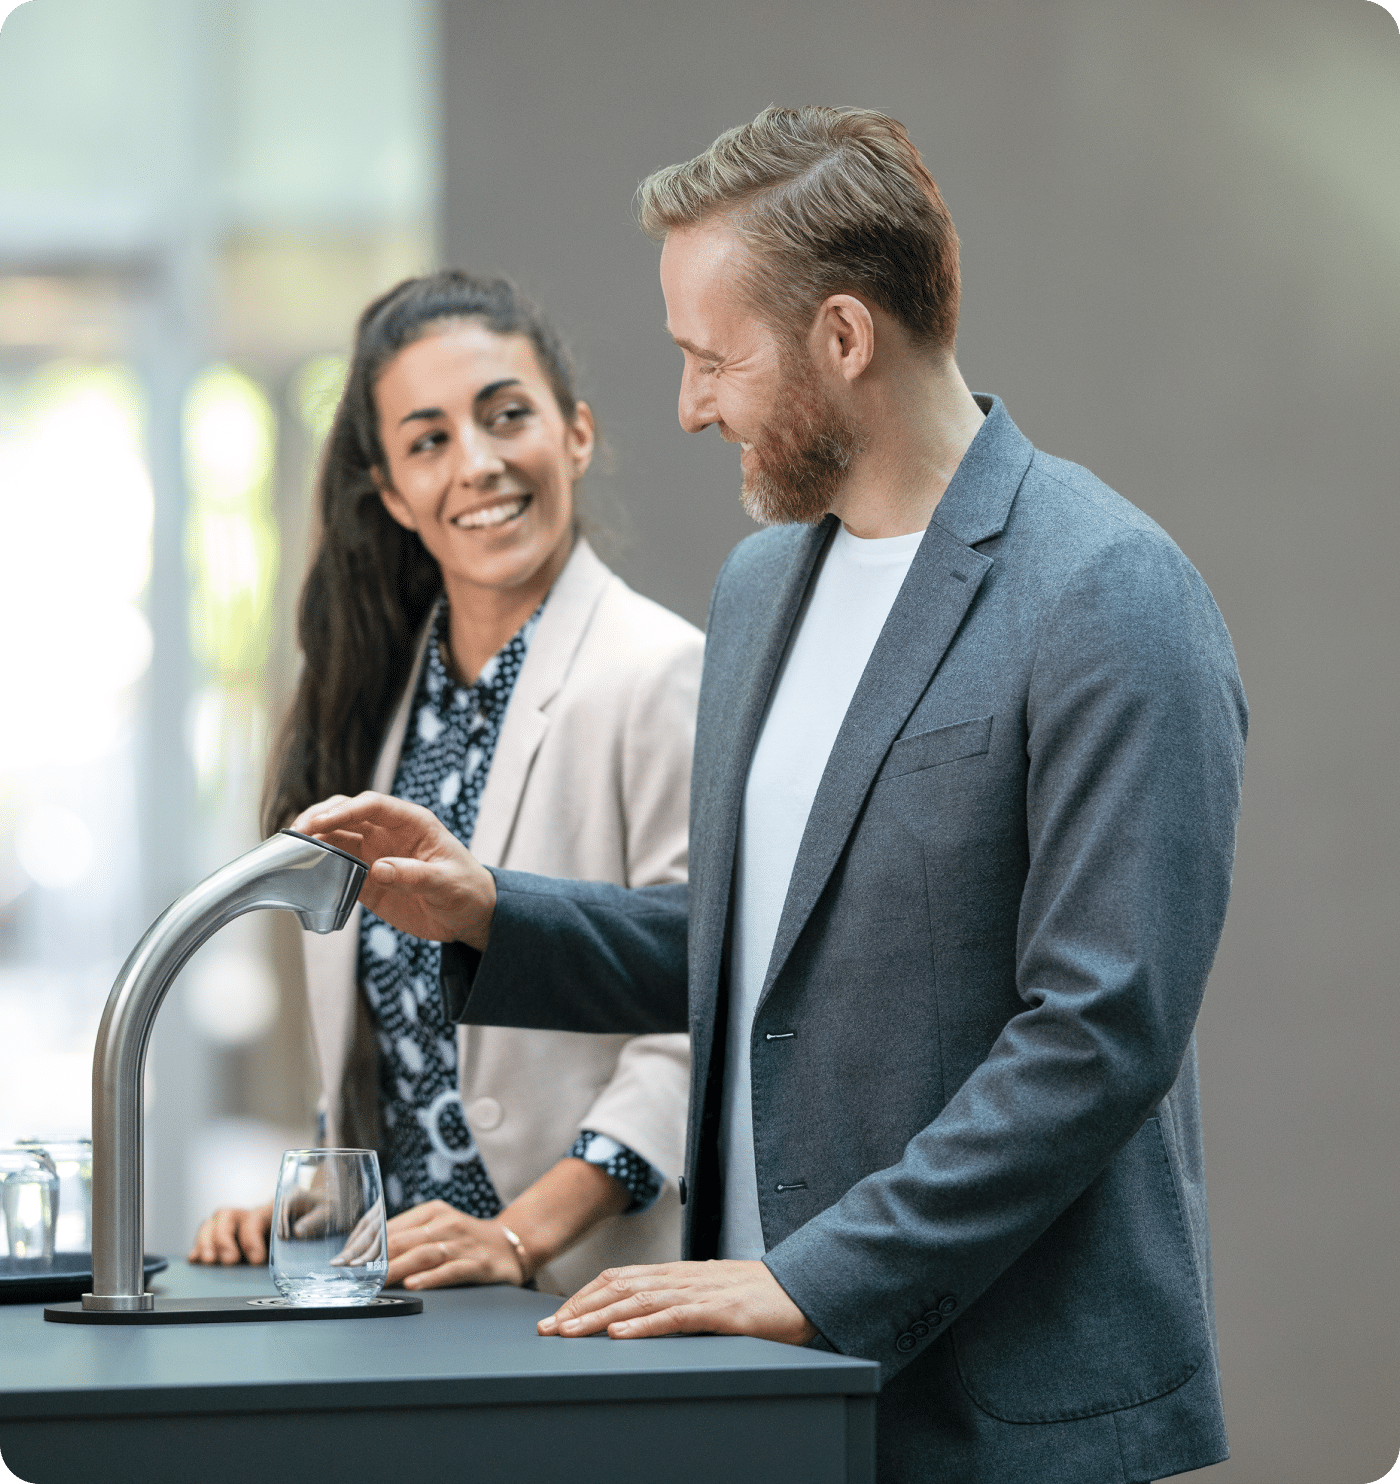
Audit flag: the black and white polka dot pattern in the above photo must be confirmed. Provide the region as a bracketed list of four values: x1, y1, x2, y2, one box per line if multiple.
[360, 598, 539, 1217]
[359, 598, 665, 1220]
[568, 1131, 664, 1213]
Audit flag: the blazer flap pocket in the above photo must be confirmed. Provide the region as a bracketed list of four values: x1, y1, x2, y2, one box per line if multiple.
[880, 715, 993, 780]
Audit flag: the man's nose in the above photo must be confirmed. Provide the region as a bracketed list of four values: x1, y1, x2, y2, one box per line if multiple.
[677, 364, 714, 435]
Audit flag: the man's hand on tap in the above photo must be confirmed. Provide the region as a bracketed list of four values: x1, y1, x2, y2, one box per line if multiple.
[291, 793, 497, 949]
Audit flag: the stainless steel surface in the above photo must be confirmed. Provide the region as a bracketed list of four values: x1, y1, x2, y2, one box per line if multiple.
[85, 831, 365, 1310]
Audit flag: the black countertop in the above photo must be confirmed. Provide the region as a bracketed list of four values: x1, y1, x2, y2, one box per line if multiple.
[1, 1260, 879, 1420]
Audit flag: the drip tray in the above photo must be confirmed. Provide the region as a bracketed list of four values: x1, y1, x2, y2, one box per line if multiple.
[44, 1294, 423, 1325]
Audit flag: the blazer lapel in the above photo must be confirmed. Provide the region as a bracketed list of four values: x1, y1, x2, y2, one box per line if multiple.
[687, 520, 834, 1022]
[469, 537, 610, 867]
[759, 396, 1034, 1002]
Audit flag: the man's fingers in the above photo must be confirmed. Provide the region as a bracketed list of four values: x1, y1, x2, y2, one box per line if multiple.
[537, 1260, 814, 1345]
[367, 856, 440, 889]
[552, 1265, 656, 1316]
[545, 1273, 691, 1336]
[557, 1287, 689, 1334]
[608, 1303, 712, 1338]
[290, 795, 352, 833]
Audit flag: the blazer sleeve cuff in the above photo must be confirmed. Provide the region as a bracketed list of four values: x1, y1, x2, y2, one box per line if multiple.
[439, 939, 483, 1023]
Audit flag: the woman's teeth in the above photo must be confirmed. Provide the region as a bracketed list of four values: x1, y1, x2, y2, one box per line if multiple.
[453, 496, 530, 530]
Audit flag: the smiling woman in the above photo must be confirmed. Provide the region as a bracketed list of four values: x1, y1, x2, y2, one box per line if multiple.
[189, 271, 702, 1297]
[372, 318, 591, 682]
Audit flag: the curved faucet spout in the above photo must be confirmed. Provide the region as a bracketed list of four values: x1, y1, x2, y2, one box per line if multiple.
[85, 830, 366, 1310]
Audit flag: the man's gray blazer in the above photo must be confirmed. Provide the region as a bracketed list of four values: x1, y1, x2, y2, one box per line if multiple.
[445, 397, 1248, 1484]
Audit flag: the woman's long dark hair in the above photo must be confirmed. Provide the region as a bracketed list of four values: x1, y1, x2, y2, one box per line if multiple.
[262, 271, 581, 835]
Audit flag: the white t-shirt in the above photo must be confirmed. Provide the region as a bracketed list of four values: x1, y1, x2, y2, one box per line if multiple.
[720, 522, 926, 1260]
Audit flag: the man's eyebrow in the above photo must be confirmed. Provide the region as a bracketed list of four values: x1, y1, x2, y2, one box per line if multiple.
[666, 328, 720, 360]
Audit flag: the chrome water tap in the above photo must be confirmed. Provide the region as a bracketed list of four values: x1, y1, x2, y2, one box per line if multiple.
[84, 830, 365, 1311]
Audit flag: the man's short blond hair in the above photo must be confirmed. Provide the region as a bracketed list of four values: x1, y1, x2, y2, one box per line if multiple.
[638, 105, 961, 351]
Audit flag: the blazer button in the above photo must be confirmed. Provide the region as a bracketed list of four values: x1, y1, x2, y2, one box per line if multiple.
[922, 1311, 944, 1328]
[678, 1176, 688, 1206]
[466, 1096, 503, 1131]
[937, 1295, 957, 1316]
[895, 1333, 917, 1353]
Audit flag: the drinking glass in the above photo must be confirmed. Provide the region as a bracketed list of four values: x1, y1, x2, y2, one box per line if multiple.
[1, 1147, 59, 1265]
[17, 1137, 92, 1253]
[270, 1149, 387, 1305]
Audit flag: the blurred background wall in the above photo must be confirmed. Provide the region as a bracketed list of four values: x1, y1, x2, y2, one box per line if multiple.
[1, 3, 1395, 1482]
[439, 5, 1399, 1480]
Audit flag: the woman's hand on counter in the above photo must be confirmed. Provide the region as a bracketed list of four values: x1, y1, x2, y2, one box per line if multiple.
[188, 1201, 273, 1265]
[292, 792, 497, 950]
[387, 1158, 630, 1290]
[385, 1201, 527, 1289]
[538, 1259, 818, 1346]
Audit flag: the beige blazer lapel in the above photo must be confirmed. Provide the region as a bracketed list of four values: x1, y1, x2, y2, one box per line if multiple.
[304, 540, 610, 1127]
[468, 537, 611, 868]
[302, 616, 434, 1136]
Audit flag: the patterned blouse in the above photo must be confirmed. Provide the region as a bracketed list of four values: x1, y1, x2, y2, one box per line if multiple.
[358, 598, 664, 1221]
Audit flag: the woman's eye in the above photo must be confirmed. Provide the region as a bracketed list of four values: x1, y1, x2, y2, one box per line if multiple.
[409, 430, 446, 454]
[489, 403, 531, 429]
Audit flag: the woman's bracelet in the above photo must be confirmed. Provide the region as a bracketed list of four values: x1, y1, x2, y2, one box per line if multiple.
[497, 1221, 532, 1283]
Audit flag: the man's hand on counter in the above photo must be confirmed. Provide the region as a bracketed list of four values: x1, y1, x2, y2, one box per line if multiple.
[188, 1201, 273, 1265]
[292, 792, 497, 949]
[538, 1260, 818, 1346]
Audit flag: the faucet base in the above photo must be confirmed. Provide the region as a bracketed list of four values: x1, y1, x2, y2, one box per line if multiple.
[81, 1292, 155, 1311]
[47, 1294, 422, 1324]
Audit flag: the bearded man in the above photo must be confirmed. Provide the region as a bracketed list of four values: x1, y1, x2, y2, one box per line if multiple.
[300, 107, 1246, 1484]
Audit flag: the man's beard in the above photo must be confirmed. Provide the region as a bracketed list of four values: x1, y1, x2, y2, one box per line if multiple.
[738, 353, 866, 527]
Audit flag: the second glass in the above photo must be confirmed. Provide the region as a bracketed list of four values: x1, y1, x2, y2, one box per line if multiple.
[270, 1148, 387, 1305]
[16, 1137, 92, 1253]
[1, 1147, 59, 1265]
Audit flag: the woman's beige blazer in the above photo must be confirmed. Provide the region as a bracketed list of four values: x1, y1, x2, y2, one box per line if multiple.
[302, 538, 702, 1295]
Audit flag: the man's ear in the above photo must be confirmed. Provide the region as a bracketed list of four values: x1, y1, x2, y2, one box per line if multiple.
[813, 294, 876, 383]
[374, 469, 417, 532]
[568, 401, 596, 480]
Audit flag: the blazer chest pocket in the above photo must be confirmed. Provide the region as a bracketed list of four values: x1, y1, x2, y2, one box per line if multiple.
[879, 715, 993, 781]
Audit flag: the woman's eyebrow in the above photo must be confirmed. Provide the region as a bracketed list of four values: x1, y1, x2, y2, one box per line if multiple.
[474, 378, 522, 406]
[397, 379, 524, 428]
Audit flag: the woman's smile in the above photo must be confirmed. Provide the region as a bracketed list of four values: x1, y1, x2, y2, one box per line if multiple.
[451, 493, 533, 531]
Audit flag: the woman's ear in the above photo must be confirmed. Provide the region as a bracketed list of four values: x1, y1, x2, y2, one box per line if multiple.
[374, 468, 418, 532]
[568, 401, 596, 480]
